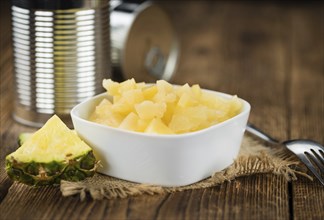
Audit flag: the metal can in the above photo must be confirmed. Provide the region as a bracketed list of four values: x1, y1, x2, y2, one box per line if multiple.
[11, 0, 110, 127]
[110, 1, 179, 82]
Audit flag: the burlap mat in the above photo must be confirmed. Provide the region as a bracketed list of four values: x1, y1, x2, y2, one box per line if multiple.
[60, 135, 310, 200]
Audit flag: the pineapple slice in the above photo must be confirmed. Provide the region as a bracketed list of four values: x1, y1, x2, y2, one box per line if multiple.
[5, 115, 96, 186]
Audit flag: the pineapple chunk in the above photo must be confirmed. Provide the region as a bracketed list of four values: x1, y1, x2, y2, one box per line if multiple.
[168, 114, 192, 134]
[142, 85, 158, 100]
[162, 102, 177, 125]
[122, 89, 144, 106]
[135, 101, 166, 120]
[145, 118, 174, 134]
[169, 106, 209, 133]
[191, 84, 202, 98]
[118, 112, 140, 132]
[5, 115, 96, 186]
[175, 83, 192, 97]
[102, 79, 120, 96]
[118, 78, 137, 93]
[156, 80, 174, 93]
[90, 99, 123, 127]
[178, 92, 198, 107]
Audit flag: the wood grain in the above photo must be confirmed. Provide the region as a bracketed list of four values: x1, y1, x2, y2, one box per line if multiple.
[0, 174, 289, 220]
[0, 1, 323, 220]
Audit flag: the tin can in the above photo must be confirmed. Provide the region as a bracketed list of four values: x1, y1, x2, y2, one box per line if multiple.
[110, 1, 179, 82]
[11, 0, 110, 127]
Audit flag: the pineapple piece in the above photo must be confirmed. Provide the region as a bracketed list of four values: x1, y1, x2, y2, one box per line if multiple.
[90, 99, 123, 127]
[102, 79, 120, 96]
[122, 89, 144, 106]
[112, 89, 144, 116]
[168, 114, 192, 134]
[169, 106, 209, 133]
[5, 115, 96, 186]
[228, 95, 243, 117]
[156, 80, 173, 93]
[200, 92, 218, 108]
[175, 83, 191, 97]
[118, 78, 137, 93]
[118, 112, 140, 132]
[191, 84, 202, 98]
[162, 102, 177, 125]
[142, 85, 158, 100]
[137, 118, 151, 132]
[135, 100, 166, 120]
[178, 92, 198, 107]
[145, 118, 174, 134]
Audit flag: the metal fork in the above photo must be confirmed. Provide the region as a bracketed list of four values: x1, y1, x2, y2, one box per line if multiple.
[246, 123, 324, 186]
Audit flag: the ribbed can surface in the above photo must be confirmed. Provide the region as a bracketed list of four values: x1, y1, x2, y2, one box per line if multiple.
[11, 0, 110, 127]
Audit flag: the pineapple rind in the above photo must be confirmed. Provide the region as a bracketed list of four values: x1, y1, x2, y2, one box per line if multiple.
[5, 151, 96, 186]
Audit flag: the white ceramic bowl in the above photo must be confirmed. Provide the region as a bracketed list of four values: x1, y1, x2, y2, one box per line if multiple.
[71, 89, 250, 187]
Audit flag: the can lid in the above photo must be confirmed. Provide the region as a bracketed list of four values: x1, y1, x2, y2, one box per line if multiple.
[121, 2, 179, 82]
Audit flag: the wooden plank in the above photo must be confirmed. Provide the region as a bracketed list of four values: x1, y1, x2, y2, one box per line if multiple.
[289, 5, 324, 220]
[0, 174, 288, 220]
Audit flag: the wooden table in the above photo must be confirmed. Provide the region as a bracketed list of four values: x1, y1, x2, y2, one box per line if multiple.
[1, 1, 323, 219]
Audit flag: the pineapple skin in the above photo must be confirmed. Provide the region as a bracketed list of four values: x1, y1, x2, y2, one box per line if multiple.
[5, 151, 96, 186]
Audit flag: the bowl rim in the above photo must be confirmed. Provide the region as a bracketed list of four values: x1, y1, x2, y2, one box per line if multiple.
[70, 88, 251, 139]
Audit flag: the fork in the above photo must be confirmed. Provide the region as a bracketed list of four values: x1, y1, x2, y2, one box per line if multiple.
[246, 123, 324, 186]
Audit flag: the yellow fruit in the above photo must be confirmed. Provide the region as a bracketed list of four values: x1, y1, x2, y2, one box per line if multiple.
[169, 106, 209, 133]
[168, 114, 192, 134]
[191, 84, 202, 98]
[175, 83, 191, 97]
[178, 92, 198, 107]
[135, 100, 166, 120]
[137, 119, 151, 132]
[90, 99, 123, 127]
[156, 80, 173, 93]
[142, 85, 158, 100]
[118, 112, 140, 132]
[145, 118, 174, 134]
[122, 89, 144, 106]
[162, 102, 177, 125]
[102, 79, 120, 96]
[118, 78, 137, 93]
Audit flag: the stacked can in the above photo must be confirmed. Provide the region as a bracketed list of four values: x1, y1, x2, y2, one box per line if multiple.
[11, 0, 110, 127]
